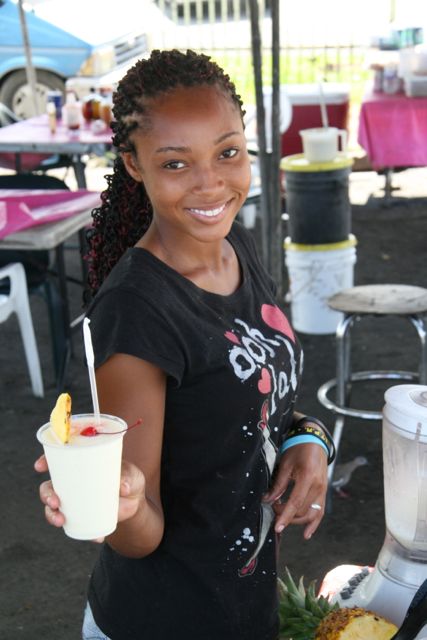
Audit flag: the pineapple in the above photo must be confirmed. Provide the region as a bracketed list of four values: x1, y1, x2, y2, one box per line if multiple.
[278, 568, 398, 640]
[315, 607, 398, 640]
[50, 392, 72, 444]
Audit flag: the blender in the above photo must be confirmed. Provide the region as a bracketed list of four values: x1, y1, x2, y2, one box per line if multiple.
[329, 384, 427, 637]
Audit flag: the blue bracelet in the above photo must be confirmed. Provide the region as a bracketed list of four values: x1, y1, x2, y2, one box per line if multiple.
[280, 434, 329, 457]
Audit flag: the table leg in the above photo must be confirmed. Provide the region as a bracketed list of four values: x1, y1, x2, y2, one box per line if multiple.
[54, 243, 73, 391]
[14, 153, 22, 173]
[72, 154, 87, 189]
[384, 168, 394, 201]
[381, 167, 406, 204]
[78, 228, 89, 284]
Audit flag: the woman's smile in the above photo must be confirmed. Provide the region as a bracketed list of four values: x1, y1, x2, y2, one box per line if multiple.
[185, 198, 233, 220]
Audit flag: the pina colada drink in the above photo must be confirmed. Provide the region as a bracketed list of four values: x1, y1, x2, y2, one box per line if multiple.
[37, 413, 127, 540]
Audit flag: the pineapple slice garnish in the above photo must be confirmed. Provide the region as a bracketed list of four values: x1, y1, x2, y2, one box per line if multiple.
[50, 392, 72, 444]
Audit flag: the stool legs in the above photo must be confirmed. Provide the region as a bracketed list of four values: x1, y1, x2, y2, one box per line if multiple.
[409, 314, 427, 384]
[327, 313, 354, 484]
[336, 313, 355, 412]
[319, 311, 427, 498]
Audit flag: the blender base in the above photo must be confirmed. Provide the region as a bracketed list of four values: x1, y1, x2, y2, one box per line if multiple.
[322, 551, 427, 639]
[331, 564, 417, 622]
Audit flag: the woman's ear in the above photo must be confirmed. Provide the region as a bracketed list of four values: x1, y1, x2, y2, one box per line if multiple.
[121, 152, 144, 183]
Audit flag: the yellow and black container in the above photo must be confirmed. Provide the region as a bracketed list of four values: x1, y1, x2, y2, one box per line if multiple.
[281, 153, 354, 245]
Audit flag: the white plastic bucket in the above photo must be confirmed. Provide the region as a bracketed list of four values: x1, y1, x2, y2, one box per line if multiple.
[241, 202, 257, 229]
[284, 236, 357, 334]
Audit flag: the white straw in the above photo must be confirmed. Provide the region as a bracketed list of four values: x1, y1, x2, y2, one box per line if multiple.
[318, 81, 329, 128]
[83, 317, 100, 424]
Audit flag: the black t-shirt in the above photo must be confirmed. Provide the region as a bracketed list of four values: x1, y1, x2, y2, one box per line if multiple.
[86, 222, 303, 640]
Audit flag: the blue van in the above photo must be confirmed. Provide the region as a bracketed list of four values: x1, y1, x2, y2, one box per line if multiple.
[0, 0, 148, 119]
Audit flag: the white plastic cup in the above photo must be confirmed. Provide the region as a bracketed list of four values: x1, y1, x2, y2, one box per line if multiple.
[300, 126, 347, 163]
[37, 413, 127, 540]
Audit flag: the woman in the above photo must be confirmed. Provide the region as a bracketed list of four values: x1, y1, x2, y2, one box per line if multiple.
[36, 49, 332, 640]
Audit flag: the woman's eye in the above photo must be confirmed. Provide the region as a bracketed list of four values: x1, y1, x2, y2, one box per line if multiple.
[221, 148, 238, 159]
[163, 160, 185, 170]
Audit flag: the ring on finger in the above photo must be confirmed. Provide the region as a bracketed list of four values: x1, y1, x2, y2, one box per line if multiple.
[310, 503, 322, 511]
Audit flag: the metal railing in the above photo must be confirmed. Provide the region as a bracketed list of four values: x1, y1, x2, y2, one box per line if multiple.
[150, 1, 372, 105]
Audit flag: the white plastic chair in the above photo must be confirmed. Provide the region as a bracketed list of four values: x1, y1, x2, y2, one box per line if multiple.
[0, 263, 44, 397]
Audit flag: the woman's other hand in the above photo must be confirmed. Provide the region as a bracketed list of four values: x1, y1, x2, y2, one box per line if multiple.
[263, 443, 328, 539]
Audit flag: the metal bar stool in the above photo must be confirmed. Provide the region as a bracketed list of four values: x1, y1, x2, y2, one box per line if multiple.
[317, 284, 427, 482]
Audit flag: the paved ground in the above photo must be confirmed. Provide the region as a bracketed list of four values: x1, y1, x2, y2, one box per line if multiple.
[1, 163, 427, 639]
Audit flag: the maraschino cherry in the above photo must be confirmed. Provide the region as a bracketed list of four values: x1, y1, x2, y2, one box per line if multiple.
[80, 418, 143, 437]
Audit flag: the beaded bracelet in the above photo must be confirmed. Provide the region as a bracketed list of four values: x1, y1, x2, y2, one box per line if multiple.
[286, 424, 330, 448]
[280, 415, 336, 465]
[295, 416, 336, 465]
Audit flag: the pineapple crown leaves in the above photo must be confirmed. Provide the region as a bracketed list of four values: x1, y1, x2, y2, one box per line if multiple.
[278, 567, 339, 640]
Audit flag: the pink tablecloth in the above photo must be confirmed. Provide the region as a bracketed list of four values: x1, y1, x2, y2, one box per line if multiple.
[0, 189, 100, 239]
[0, 114, 112, 172]
[358, 91, 427, 170]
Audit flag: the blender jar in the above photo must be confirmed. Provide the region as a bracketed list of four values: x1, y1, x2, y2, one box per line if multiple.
[383, 384, 427, 556]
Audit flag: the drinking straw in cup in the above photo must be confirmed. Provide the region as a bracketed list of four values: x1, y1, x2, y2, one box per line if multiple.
[83, 317, 100, 424]
[318, 81, 329, 129]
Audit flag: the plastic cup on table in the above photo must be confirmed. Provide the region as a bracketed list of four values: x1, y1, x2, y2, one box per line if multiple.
[299, 126, 348, 163]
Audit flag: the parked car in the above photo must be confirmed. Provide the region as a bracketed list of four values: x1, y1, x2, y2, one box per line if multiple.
[0, 0, 150, 119]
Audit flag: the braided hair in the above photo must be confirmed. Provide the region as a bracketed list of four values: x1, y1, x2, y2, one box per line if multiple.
[85, 49, 245, 299]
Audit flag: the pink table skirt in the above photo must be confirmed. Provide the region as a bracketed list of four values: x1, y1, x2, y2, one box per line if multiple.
[0, 189, 101, 239]
[358, 91, 427, 170]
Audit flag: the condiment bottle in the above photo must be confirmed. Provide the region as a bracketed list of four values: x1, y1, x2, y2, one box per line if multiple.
[47, 101, 57, 134]
[82, 88, 102, 122]
[382, 64, 400, 95]
[99, 86, 113, 126]
[62, 91, 82, 130]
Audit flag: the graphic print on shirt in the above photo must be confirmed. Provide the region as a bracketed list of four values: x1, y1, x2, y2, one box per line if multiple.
[224, 303, 299, 577]
[238, 399, 275, 577]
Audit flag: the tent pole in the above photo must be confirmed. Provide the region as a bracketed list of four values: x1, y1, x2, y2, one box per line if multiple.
[248, 0, 270, 270]
[18, 0, 41, 116]
[270, 0, 283, 298]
